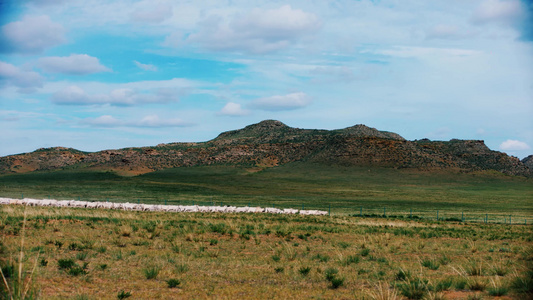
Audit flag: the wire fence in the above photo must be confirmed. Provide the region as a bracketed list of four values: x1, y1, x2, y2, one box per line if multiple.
[6, 193, 533, 226]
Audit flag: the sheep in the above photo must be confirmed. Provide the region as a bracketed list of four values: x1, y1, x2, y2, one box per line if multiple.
[282, 208, 299, 215]
[0, 196, 328, 218]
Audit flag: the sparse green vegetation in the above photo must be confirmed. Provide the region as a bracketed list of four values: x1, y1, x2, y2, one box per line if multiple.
[0, 198, 531, 298]
[1, 163, 531, 221]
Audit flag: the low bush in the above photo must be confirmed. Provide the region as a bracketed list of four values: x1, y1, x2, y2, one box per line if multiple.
[143, 266, 160, 280]
[117, 290, 131, 299]
[166, 278, 180, 288]
[298, 266, 311, 276]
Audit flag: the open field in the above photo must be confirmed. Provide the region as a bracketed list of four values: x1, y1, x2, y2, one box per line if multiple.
[1, 205, 532, 299]
[1, 163, 532, 223]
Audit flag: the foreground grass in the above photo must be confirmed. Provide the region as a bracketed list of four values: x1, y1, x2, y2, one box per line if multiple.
[1, 205, 532, 299]
[0, 163, 532, 222]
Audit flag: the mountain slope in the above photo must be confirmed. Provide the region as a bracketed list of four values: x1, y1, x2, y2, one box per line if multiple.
[0, 120, 531, 177]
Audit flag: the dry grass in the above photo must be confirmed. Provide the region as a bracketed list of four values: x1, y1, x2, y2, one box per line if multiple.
[0, 205, 531, 299]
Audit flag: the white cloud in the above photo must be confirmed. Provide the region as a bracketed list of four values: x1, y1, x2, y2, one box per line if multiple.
[249, 92, 311, 111]
[137, 115, 190, 127]
[134, 61, 158, 71]
[178, 5, 321, 54]
[499, 139, 531, 150]
[365, 46, 481, 58]
[0, 61, 44, 93]
[52, 85, 180, 106]
[470, 0, 533, 42]
[81, 114, 192, 128]
[0, 15, 65, 54]
[218, 102, 249, 116]
[471, 0, 524, 25]
[309, 66, 355, 83]
[83, 115, 121, 127]
[38, 54, 111, 75]
[130, 1, 173, 23]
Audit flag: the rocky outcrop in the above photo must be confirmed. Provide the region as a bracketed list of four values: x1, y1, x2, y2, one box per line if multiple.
[1, 120, 531, 177]
[522, 155, 533, 171]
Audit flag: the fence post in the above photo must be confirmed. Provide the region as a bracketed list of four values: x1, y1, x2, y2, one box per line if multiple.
[138, 199, 140, 204]
[21, 193, 23, 199]
[410, 208, 412, 218]
[510, 215, 512, 225]
[78, 196, 80, 201]
[165, 199, 167, 205]
[328, 204, 331, 216]
[302, 204, 304, 210]
[461, 212, 464, 222]
[384, 207, 386, 217]
[106, 198, 109, 202]
[485, 214, 488, 224]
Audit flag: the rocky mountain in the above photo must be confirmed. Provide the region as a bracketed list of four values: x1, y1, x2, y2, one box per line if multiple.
[1, 120, 531, 177]
[523, 155, 533, 170]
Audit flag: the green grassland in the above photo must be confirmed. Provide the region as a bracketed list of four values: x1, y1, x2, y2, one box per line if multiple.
[0, 162, 531, 223]
[1, 205, 532, 299]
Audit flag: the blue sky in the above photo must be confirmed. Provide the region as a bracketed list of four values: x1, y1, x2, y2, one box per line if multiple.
[1, 0, 532, 159]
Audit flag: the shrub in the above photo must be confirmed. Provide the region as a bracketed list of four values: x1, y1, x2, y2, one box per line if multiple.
[68, 265, 88, 276]
[467, 279, 487, 291]
[76, 252, 88, 261]
[395, 268, 410, 281]
[271, 255, 281, 262]
[40, 258, 48, 267]
[143, 266, 160, 280]
[117, 290, 131, 299]
[325, 268, 338, 281]
[465, 261, 484, 276]
[360, 248, 371, 257]
[299, 266, 311, 276]
[438, 255, 451, 266]
[68, 242, 83, 251]
[338, 242, 350, 249]
[397, 279, 428, 300]
[342, 255, 360, 266]
[274, 267, 284, 273]
[511, 269, 533, 294]
[209, 223, 227, 234]
[166, 278, 180, 288]
[488, 286, 508, 296]
[175, 263, 189, 273]
[58, 259, 76, 270]
[491, 265, 508, 276]
[434, 277, 454, 292]
[454, 277, 468, 290]
[329, 277, 344, 289]
[312, 253, 330, 262]
[421, 259, 439, 270]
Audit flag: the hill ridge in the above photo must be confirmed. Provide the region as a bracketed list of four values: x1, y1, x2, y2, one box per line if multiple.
[0, 120, 531, 177]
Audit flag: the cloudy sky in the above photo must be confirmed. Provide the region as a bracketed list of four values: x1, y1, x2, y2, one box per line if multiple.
[1, 0, 532, 159]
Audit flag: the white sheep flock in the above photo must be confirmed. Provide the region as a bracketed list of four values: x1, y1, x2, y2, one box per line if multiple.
[0, 197, 328, 216]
